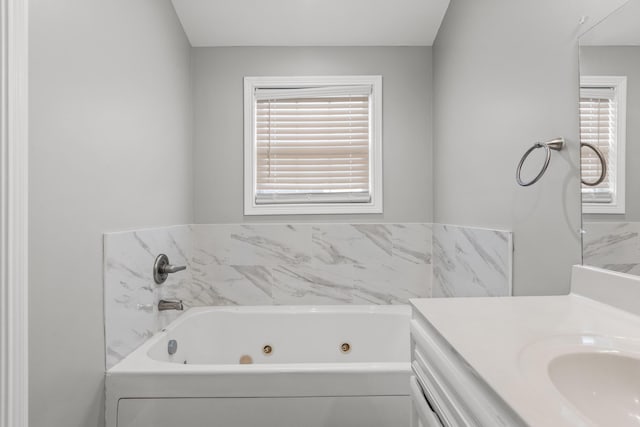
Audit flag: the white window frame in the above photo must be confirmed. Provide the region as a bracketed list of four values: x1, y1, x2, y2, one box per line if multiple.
[580, 75, 626, 214]
[243, 75, 383, 215]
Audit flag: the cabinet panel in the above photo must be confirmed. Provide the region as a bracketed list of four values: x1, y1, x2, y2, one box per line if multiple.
[117, 396, 410, 427]
[410, 308, 527, 427]
[410, 376, 443, 427]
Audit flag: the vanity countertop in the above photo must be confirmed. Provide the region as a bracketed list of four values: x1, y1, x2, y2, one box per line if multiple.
[410, 266, 640, 427]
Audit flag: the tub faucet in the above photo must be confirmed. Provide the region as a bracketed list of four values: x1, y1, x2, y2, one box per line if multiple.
[158, 299, 184, 311]
[153, 254, 187, 284]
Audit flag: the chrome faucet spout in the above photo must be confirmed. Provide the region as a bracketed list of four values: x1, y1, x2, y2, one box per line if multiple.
[158, 299, 184, 311]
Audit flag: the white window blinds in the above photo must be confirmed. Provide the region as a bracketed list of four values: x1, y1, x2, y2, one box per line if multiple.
[254, 85, 372, 204]
[580, 87, 616, 203]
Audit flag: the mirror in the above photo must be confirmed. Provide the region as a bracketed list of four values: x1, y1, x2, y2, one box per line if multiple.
[580, 0, 640, 274]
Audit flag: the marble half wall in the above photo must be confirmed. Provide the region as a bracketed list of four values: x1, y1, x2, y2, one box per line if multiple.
[103, 225, 191, 369]
[432, 224, 513, 297]
[104, 222, 516, 367]
[583, 222, 640, 275]
[104, 223, 432, 368]
[190, 223, 433, 306]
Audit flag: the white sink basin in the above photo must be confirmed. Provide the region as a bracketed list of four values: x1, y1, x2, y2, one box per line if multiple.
[548, 352, 640, 426]
[518, 335, 640, 426]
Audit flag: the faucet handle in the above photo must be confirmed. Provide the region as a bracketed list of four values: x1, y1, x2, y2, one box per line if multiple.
[161, 264, 186, 274]
[153, 254, 187, 284]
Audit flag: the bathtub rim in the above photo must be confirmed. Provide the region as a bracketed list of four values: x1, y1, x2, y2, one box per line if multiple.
[109, 304, 411, 374]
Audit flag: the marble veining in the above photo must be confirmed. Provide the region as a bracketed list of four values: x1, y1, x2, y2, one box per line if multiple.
[228, 224, 312, 265]
[352, 263, 432, 304]
[432, 224, 512, 298]
[583, 222, 640, 275]
[311, 224, 392, 266]
[391, 223, 432, 265]
[192, 223, 431, 306]
[193, 265, 274, 306]
[271, 264, 355, 305]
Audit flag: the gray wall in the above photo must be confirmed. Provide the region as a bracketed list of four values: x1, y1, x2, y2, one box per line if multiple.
[192, 47, 433, 223]
[581, 46, 640, 222]
[433, 0, 586, 296]
[29, 1, 193, 426]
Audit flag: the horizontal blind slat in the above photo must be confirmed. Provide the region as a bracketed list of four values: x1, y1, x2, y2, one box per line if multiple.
[255, 86, 371, 100]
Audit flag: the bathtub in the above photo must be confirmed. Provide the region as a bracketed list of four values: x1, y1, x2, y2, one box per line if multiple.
[106, 305, 411, 427]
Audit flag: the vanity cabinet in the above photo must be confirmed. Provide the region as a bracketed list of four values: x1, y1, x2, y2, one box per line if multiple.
[409, 375, 443, 427]
[409, 305, 526, 427]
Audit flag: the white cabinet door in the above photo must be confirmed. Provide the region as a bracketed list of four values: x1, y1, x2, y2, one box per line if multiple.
[410, 376, 444, 427]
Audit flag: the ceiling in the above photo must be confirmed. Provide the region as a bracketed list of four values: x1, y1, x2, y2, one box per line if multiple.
[580, 0, 640, 46]
[170, 0, 450, 47]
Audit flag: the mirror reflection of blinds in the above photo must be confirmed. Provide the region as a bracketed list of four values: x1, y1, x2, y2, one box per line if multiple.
[580, 87, 616, 203]
[255, 85, 372, 204]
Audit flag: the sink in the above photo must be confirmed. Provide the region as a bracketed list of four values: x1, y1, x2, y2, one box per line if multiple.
[548, 352, 640, 426]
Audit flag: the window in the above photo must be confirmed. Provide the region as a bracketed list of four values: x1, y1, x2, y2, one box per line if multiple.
[244, 76, 382, 215]
[580, 76, 627, 214]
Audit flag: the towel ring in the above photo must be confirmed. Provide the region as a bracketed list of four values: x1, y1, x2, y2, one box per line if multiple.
[580, 142, 607, 186]
[516, 138, 565, 187]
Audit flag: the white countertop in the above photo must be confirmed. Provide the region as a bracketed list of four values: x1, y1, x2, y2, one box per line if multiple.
[410, 292, 640, 426]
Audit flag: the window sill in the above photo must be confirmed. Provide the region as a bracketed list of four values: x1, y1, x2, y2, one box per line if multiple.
[582, 202, 625, 215]
[244, 201, 383, 216]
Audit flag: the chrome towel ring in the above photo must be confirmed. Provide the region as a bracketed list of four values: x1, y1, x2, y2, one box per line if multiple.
[580, 142, 607, 186]
[516, 137, 565, 187]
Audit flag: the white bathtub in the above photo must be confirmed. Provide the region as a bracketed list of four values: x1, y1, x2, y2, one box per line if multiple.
[106, 305, 411, 427]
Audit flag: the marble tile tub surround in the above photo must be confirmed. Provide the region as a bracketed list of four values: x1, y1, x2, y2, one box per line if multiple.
[104, 225, 192, 369]
[191, 223, 433, 306]
[582, 222, 640, 276]
[104, 223, 432, 368]
[432, 224, 513, 297]
[104, 222, 513, 368]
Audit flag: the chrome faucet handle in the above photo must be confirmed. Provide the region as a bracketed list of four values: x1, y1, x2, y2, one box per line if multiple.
[158, 299, 184, 311]
[153, 254, 187, 284]
[161, 264, 186, 274]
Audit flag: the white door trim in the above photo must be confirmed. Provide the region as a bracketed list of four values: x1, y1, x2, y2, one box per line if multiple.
[0, 0, 29, 426]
